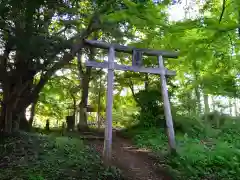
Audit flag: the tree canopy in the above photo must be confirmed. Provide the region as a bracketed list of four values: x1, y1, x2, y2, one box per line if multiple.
[2, 0, 240, 179]
[0, 0, 240, 135]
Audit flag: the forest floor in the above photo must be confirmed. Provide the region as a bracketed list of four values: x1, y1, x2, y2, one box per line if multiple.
[0, 131, 124, 180]
[84, 130, 172, 180]
[0, 129, 173, 180]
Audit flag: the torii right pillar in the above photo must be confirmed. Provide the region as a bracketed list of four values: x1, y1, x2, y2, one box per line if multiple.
[158, 55, 177, 154]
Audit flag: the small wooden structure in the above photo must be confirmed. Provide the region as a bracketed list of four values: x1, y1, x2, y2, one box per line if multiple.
[84, 40, 179, 164]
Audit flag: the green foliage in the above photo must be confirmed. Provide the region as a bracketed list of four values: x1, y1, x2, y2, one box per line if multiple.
[202, 111, 226, 128]
[133, 127, 169, 153]
[3, 0, 240, 178]
[167, 138, 240, 179]
[0, 132, 123, 180]
[135, 89, 165, 127]
[173, 114, 204, 136]
[28, 175, 45, 180]
[124, 115, 240, 179]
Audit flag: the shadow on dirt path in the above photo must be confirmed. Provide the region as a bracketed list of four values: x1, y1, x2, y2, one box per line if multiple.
[86, 133, 172, 180]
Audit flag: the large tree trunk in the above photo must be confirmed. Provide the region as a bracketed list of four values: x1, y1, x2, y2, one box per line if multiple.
[1, 83, 14, 133]
[29, 99, 38, 128]
[0, 50, 80, 133]
[18, 110, 29, 131]
[0, 26, 95, 134]
[78, 67, 91, 131]
[1, 99, 30, 134]
[77, 45, 96, 131]
[0, 72, 36, 133]
[4, 106, 13, 134]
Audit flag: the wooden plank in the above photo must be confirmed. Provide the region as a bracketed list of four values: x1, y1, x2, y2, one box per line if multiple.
[158, 55, 176, 154]
[103, 46, 115, 165]
[85, 61, 176, 76]
[84, 39, 179, 58]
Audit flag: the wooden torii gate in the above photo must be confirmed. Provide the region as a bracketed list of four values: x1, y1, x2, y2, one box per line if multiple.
[84, 40, 179, 164]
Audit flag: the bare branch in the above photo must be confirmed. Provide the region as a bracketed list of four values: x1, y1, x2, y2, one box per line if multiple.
[128, 79, 141, 106]
[54, 26, 69, 36]
[219, 0, 226, 24]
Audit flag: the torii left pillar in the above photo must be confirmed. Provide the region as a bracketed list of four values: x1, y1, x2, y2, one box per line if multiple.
[103, 46, 115, 165]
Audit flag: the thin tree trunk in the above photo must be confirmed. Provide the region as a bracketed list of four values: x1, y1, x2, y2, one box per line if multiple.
[70, 93, 77, 129]
[229, 98, 232, 116]
[203, 93, 210, 122]
[238, 9, 240, 38]
[70, 93, 76, 117]
[187, 92, 192, 115]
[204, 94, 210, 114]
[97, 76, 102, 129]
[195, 85, 201, 114]
[144, 73, 149, 90]
[211, 95, 215, 111]
[234, 98, 238, 116]
[128, 79, 141, 106]
[192, 57, 201, 114]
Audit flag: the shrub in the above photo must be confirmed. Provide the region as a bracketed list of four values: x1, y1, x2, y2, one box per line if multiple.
[135, 89, 165, 127]
[124, 115, 240, 179]
[0, 132, 124, 180]
[173, 114, 205, 136]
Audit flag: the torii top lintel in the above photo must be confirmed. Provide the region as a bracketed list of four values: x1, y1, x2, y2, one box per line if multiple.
[84, 40, 179, 59]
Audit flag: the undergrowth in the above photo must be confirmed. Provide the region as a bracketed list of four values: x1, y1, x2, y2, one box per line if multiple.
[122, 116, 240, 180]
[0, 131, 123, 180]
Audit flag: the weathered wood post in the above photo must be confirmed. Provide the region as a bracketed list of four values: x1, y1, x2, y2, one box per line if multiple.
[103, 46, 115, 164]
[158, 55, 176, 154]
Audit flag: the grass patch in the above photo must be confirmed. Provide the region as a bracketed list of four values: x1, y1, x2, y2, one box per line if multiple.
[0, 131, 123, 180]
[122, 120, 240, 179]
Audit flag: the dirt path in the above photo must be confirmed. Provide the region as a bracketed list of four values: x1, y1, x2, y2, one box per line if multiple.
[86, 135, 172, 180]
